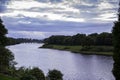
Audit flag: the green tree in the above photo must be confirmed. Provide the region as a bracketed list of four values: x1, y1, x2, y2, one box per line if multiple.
[88, 33, 98, 45]
[20, 75, 37, 80]
[0, 47, 14, 73]
[29, 67, 45, 80]
[47, 69, 63, 80]
[0, 18, 15, 73]
[96, 32, 112, 46]
[0, 18, 8, 45]
[73, 34, 86, 45]
[112, 2, 120, 80]
[0, 18, 7, 36]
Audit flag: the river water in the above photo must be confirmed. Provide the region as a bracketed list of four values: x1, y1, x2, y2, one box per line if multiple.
[7, 43, 114, 80]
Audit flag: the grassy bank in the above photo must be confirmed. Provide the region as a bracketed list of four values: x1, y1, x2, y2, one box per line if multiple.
[41, 44, 113, 56]
[0, 74, 19, 80]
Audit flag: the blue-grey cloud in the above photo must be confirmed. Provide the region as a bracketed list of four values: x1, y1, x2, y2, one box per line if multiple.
[0, 0, 119, 39]
[36, 0, 63, 3]
[0, 0, 11, 12]
[2, 16, 112, 32]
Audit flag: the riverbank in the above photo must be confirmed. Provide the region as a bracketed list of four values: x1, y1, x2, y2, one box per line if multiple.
[40, 44, 113, 56]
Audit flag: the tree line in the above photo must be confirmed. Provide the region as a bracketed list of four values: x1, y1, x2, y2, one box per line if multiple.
[44, 32, 112, 46]
[6, 37, 43, 45]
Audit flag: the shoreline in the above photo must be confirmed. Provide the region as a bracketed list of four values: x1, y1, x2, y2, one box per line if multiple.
[40, 44, 113, 56]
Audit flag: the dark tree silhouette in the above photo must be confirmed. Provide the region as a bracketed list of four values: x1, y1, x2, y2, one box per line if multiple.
[44, 32, 112, 46]
[112, 2, 120, 80]
[29, 67, 45, 80]
[47, 69, 63, 80]
[0, 18, 14, 73]
[0, 17, 8, 45]
[20, 75, 37, 80]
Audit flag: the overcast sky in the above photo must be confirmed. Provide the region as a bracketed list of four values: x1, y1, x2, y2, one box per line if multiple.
[0, 0, 119, 39]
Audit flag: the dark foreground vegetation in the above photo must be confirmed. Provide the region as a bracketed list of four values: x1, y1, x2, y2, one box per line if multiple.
[41, 32, 113, 56]
[112, 3, 120, 80]
[0, 18, 63, 80]
[0, 67, 63, 80]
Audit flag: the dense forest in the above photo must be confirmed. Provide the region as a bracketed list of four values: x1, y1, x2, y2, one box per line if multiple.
[7, 37, 43, 45]
[44, 32, 112, 46]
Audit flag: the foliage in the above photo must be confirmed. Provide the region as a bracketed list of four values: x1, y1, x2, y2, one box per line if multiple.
[42, 32, 113, 55]
[29, 67, 45, 80]
[44, 32, 112, 46]
[13, 67, 45, 80]
[112, 3, 120, 80]
[20, 75, 37, 80]
[0, 73, 19, 80]
[0, 18, 15, 74]
[0, 18, 8, 46]
[47, 69, 63, 80]
[16, 67, 63, 80]
[95, 32, 112, 45]
[0, 18, 7, 36]
[0, 46, 15, 73]
[7, 37, 42, 45]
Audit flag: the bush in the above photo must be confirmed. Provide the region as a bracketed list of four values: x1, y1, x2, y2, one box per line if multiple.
[42, 44, 53, 48]
[29, 67, 45, 80]
[47, 69, 63, 80]
[80, 46, 91, 51]
[18, 67, 45, 80]
[20, 75, 37, 80]
[63, 47, 69, 49]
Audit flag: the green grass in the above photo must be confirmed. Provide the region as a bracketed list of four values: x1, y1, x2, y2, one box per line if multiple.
[0, 74, 19, 80]
[41, 44, 113, 56]
[41, 44, 82, 52]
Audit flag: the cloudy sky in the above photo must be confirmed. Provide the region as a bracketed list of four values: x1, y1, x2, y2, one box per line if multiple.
[0, 0, 119, 39]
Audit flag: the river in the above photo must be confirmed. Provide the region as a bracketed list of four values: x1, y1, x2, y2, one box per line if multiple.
[7, 43, 114, 80]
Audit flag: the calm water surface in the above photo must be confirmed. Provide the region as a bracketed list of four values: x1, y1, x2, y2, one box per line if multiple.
[7, 43, 114, 80]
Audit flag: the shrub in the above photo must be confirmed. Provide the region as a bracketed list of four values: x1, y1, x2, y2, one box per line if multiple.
[47, 69, 63, 80]
[20, 75, 37, 80]
[29, 67, 45, 80]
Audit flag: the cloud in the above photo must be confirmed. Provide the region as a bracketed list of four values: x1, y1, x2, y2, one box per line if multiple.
[0, 0, 11, 12]
[7, 31, 46, 39]
[94, 13, 117, 21]
[1, 0, 118, 22]
[7, 22, 113, 39]
[98, 2, 114, 10]
[0, 0, 84, 22]
[7, 31, 76, 39]
[0, 0, 119, 39]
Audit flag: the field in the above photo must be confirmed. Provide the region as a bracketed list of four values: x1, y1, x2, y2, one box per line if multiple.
[41, 44, 113, 56]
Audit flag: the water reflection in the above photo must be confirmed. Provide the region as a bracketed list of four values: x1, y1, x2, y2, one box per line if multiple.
[7, 43, 114, 80]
